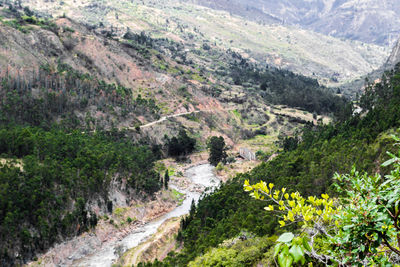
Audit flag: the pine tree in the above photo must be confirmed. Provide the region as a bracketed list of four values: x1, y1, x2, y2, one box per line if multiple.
[207, 136, 227, 166]
[164, 169, 170, 189]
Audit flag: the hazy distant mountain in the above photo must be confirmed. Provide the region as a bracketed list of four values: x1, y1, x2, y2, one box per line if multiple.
[193, 0, 400, 46]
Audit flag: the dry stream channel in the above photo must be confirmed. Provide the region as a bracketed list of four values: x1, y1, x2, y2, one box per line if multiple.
[74, 164, 219, 267]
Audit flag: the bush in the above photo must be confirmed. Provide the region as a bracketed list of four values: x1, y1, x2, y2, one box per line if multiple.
[215, 162, 224, 171]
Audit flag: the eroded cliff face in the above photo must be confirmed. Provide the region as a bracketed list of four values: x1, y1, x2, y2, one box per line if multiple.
[117, 217, 181, 266]
[26, 189, 179, 267]
[385, 37, 400, 69]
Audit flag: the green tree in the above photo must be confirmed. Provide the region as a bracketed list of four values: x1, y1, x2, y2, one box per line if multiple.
[166, 130, 196, 159]
[164, 169, 170, 189]
[207, 136, 227, 166]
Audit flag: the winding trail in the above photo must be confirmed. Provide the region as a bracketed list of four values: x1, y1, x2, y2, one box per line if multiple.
[136, 107, 237, 129]
[138, 110, 202, 129]
[72, 164, 219, 267]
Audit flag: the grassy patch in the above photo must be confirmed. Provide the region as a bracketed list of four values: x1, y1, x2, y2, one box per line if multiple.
[232, 109, 241, 119]
[171, 189, 185, 205]
[190, 73, 206, 83]
[2, 19, 32, 33]
[183, 113, 200, 122]
[113, 207, 128, 218]
[167, 167, 176, 176]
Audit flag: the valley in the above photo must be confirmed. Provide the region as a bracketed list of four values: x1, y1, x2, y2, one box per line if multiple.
[26, 157, 220, 267]
[1, 0, 400, 266]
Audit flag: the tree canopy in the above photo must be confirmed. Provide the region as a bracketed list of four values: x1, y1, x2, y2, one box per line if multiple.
[0, 126, 162, 265]
[207, 136, 227, 166]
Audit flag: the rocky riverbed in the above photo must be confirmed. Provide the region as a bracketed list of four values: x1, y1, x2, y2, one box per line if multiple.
[26, 163, 218, 267]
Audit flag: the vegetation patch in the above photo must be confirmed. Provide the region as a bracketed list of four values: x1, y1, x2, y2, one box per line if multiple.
[0, 126, 163, 264]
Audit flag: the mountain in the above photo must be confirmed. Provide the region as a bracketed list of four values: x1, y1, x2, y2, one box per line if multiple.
[194, 0, 400, 46]
[20, 0, 389, 86]
[0, 4, 351, 265]
[1, 1, 399, 266]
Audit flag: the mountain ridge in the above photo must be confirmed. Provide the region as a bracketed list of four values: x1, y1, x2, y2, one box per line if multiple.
[193, 0, 400, 46]
[19, 0, 389, 87]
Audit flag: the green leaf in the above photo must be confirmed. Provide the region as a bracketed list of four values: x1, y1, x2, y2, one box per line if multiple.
[289, 244, 304, 263]
[274, 243, 283, 258]
[277, 232, 295, 243]
[382, 157, 397, 167]
[343, 224, 354, 231]
[390, 134, 400, 142]
[302, 237, 312, 252]
[278, 252, 294, 267]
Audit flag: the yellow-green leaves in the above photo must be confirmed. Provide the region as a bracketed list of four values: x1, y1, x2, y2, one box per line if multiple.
[244, 179, 342, 266]
[244, 180, 339, 229]
[265, 205, 274, 211]
[243, 179, 252, 192]
[269, 183, 274, 190]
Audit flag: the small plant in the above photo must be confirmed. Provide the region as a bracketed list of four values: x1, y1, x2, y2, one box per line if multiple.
[215, 162, 225, 171]
[63, 26, 75, 33]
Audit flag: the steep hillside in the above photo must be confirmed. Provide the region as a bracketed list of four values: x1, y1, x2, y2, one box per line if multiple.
[384, 36, 400, 69]
[0, 5, 346, 134]
[142, 64, 400, 266]
[341, 35, 400, 95]
[19, 0, 389, 86]
[0, 5, 351, 265]
[194, 0, 400, 46]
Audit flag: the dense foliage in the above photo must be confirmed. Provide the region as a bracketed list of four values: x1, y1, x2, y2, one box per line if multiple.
[227, 51, 347, 115]
[165, 129, 196, 159]
[207, 136, 228, 166]
[144, 64, 400, 266]
[0, 126, 161, 266]
[0, 63, 160, 129]
[187, 234, 274, 267]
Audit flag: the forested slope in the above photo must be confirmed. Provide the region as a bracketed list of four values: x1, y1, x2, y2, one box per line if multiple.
[0, 126, 162, 265]
[141, 64, 400, 266]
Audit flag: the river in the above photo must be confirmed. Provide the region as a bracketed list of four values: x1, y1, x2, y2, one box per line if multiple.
[73, 164, 219, 267]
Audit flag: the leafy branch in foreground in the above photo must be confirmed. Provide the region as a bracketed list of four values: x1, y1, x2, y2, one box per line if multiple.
[244, 135, 400, 266]
[244, 180, 340, 266]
